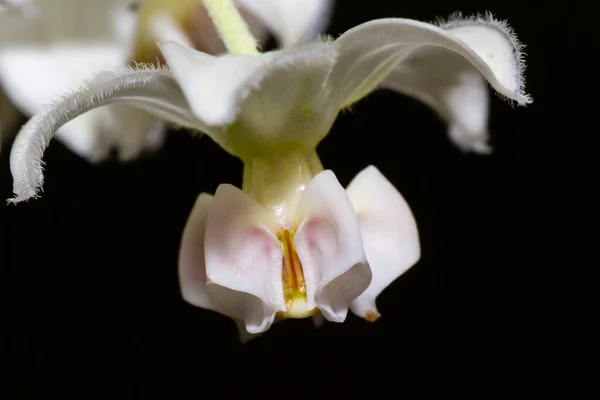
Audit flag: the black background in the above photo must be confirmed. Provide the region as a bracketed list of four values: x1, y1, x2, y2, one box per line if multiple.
[0, 0, 590, 397]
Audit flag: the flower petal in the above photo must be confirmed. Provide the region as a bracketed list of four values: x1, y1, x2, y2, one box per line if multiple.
[204, 183, 285, 334]
[56, 110, 115, 162]
[235, 319, 262, 343]
[380, 48, 492, 153]
[0, 43, 138, 162]
[237, 0, 333, 47]
[345, 166, 420, 320]
[100, 105, 165, 162]
[158, 40, 267, 128]
[329, 15, 531, 113]
[178, 193, 218, 312]
[377, 13, 531, 153]
[293, 170, 372, 323]
[8, 66, 206, 203]
[179, 192, 268, 343]
[159, 40, 337, 158]
[0, 44, 126, 118]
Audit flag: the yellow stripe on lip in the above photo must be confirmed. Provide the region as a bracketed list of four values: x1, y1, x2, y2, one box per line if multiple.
[277, 229, 317, 319]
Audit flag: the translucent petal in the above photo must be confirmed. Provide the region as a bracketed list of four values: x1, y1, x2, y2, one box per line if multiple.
[203, 184, 285, 334]
[293, 170, 372, 322]
[178, 193, 218, 312]
[346, 166, 420, 320]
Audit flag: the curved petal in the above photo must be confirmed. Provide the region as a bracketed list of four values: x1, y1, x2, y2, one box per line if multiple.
[178, 193, 218, 312]
[0, 43, 132, 161]
[100, 105, 166, 162]
[329, 16, 532, 112]
[235, 319, 262, 343]
[54, 110, 115, 162]
[378, 14, 531, 153]
[179, 192, 270, 342]
[345, 166, 420, 320]
[380, 48, 492, 153]
[204, 184, 285, 334]
[293, 170, 372, 323]
[0, 43, 132, 162]
[8, 66, 206, 203]
[237, 0, 334, 47]
[159, 40, 338, 159]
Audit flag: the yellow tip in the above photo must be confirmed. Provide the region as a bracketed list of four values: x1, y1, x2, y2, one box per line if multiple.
[284, 298, 318, 319]
[365, 311, 380, 322]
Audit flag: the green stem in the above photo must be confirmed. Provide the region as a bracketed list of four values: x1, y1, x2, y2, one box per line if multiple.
[202, 0, 260, 55]
[243, 150, 324, 229]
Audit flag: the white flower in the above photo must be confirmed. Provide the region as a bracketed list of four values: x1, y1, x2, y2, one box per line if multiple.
[8, 6, 531, 336]
[0, 0, 333, 161]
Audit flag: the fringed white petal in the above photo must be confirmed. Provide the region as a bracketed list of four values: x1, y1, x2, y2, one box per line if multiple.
[293, 170, 372, 323]
[332, 17, 531, 106]
[376, 13, 531, 153]
[8, 66, 206, 203]
[54, 110, 115, 162]
[437, 12, 530, 103]
[0, 43, 129, 162]
[327, 17, 531, 150]
[203, 184, 285, 334]
[238, 0, 334, 47]
[0, 42, 153, 163]
[345, 166, 420, 320]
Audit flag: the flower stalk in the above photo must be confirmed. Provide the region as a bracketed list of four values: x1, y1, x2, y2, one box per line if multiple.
[202, 0, 260, 55]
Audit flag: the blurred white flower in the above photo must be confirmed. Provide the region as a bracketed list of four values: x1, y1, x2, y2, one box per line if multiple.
[0, 0, 333, 161]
